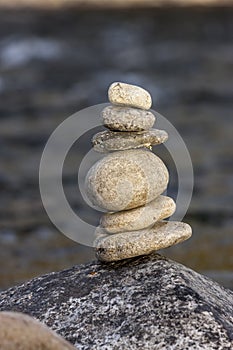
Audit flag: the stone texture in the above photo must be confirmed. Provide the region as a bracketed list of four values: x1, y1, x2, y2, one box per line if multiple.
[95, 221, 192, 261]
[108, 82, 152, 110]
[102, 105, 155, 131]
[0, 311, 75, 350]
[0, 254, 232, 350]
[85, 149, 169, 211]
[100, 195, 176, 233]
[92, 128, 168, 152]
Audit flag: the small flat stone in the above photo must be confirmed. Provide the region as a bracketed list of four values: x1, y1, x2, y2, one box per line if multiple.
[108, 82, 152, 110]
[0, 311, 75, 350]
[85, 149, 169, 211]
[95, 221, 192, 262]
[100, 195, 176, 233]
[102, 105, 155, 131]
[92, 129, 168, 153]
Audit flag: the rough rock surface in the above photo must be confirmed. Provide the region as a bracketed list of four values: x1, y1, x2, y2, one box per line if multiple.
[108, 82, 152, 110]
[85, 149, 169, 211]
[102, 105, 155, 131]
[0, 254, 232, 350]
[92, 129, 168, 152]
[0, 311, 76, 350]
[100, 195, 176, 233]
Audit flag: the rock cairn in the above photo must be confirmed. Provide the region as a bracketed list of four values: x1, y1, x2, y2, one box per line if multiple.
[85, 82, 192, 262]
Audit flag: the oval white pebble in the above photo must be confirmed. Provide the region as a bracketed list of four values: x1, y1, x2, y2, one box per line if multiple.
[108, 82, 152, 110]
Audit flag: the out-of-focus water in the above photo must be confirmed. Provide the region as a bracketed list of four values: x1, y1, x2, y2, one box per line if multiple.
[0, 7, 232, 290]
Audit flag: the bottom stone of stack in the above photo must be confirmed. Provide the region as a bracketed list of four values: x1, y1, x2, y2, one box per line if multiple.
[94, 221, 192, 262]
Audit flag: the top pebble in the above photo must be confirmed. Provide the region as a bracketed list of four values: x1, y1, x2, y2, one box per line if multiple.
[108, 82, 152, 110]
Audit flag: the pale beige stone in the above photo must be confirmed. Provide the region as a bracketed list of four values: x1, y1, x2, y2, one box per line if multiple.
[102, 105, 155, 131]
[0, 311, 75, 350]
[95, 221, 192, 262]
[85, 149, 169, 211]
[92, 129, 168, 153]
[108, 82, 152, 110]
[100, 195, 176, 233]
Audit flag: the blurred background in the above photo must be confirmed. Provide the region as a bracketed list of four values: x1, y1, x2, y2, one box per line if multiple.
[0, 0, 232, 291]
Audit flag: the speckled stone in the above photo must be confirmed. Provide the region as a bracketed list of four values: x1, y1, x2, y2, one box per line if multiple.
[102, 105, 155, 131]
[100, 195, 176, 233]
[95, 221, 192, 262]
[85, 149, 169, 211]
[108, 82, 152, 110]
[0, 312, 75, 350]
[0, 255, 232, 350]
[92, 128, 168, 153]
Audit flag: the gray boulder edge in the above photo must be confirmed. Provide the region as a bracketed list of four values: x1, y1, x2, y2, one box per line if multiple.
[0, 253, 232, 350]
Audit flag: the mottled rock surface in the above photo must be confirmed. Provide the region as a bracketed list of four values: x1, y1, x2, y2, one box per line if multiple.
[0, 254, 232, 349]
[100, 195, 176, 233]
[0, 311, 76, 350]
[85, 149, 169, 211]
[95, 221, 192, 261]
[108, 82, 152, 109]
[102, 105, 155, 131]
[92, 129, 168, 152]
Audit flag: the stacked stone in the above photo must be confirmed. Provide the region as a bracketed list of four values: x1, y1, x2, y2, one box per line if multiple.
[85, 82, 192, 262]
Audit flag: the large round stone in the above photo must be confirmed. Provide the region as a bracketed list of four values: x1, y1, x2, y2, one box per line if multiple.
[85, 149, 169, 211]
[100, 195, 176, 233]
[102, 105, 155, 131]
[108, 82, 152, 110]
